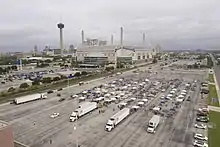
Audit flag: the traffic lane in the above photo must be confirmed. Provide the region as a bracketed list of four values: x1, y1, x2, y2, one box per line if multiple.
[32, 103, 119, 147]
[35, 94, 147, 147]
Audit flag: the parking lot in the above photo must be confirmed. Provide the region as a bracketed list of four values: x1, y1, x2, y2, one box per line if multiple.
[0, 63, 208, 147]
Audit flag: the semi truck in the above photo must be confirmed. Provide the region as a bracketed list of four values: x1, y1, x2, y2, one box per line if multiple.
[105, 108, 130, 132]
[14, 93, 47, 104]
[70, 102, 97, 122]
[147, 115, 160, 133]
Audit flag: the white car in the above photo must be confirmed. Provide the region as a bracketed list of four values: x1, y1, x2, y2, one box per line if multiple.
[193, 140, 208, 147]
[50, 113, 60, 118]
[194, 124, 207, 129]
[194, 133, 208, 141]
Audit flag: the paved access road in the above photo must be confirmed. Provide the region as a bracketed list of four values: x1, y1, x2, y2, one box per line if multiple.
[0, 63, 207, 147]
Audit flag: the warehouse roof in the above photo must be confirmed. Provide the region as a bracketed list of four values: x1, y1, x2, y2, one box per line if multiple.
[77, 45, 152, 52]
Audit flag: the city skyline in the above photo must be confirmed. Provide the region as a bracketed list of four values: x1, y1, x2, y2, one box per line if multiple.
[0, 0, 220, 52]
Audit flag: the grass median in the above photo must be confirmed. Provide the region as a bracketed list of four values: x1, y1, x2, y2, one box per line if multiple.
[209, 74, 215, 83]
[208, 84, 219, 107]
[208, 111, 220, 147]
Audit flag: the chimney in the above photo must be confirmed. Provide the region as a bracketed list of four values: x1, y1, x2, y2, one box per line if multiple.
[120, 27, 123, 46]
[111, 34, 114, 45]
[143, 33, 145, 46]
[81, 30, 84, 45]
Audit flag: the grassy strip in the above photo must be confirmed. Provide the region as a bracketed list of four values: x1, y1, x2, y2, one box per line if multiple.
[0, 62, 153, 103]
[209, 74, 215, 83]
[208, 84, 219, 107]
[208, 111, 220, 147]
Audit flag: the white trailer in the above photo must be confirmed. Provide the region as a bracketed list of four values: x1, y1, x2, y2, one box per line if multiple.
[105, 108, 130, 131]
[14, 93, 47, 104]
[70, 102, 97, 122]
[147, 115, 160, 133]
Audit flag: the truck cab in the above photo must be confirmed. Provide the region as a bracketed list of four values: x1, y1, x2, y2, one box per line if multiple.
[105, 118, 115, 131]
[70, 111, 78, 122]
[147, 123, 156, 133]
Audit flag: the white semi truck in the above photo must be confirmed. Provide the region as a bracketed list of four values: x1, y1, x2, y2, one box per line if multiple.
[105, 108, 130, 131]
[14, 93, 47, 104]
[70, 102, 97, 122]
[147, 115, 160, 133]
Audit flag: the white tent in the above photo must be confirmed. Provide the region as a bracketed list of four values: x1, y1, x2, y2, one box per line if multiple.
[178, 95, 184, 98]
[167, 94, 173, 97]
[142, 99, 148, 102]
[111, 97, 117, 101]
[130, 97, 137, 101]
[132, 105, 140, 109]
[79, 97, 86, 100]
[137, 101, 144, 106]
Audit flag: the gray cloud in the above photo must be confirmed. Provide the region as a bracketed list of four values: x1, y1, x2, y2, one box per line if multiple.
[0, 0, 220, 52]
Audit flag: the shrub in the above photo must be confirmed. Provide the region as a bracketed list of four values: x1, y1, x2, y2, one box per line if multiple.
[8, 87, 16, 92]
[19, 83, 29, 89]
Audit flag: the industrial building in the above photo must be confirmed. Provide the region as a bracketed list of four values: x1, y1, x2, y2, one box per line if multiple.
[75, 45, 154, 66]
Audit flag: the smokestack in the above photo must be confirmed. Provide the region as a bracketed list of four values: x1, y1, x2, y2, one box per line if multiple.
[81, 30, 84, 45]
[120, 26, 123, 46]
[111, 34, 114, 45]
[143, 33, 145, 46]
[57, 23, 64, 56]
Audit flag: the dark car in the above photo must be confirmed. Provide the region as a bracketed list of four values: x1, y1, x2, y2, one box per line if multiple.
[196, 117, 209, 123]
[197, 112, 208, 117]
[47, 90, 54, 94]
[57, 93, 61, 97]
[59, 98, 65, 102]
[57, 88, 63, 91]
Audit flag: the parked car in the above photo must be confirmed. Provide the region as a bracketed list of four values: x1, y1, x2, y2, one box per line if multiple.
[47, 90, 54, 94]
[59, 98, 65, 102]
[193, 140, 208, 147]
[194, 124, 207, 129]
[196, 117, 209, 123]
[57, 88, 63, 91]
[194, 133, 208, 141]
[57, 93, 61, 97]
[50, 113, 60, 118]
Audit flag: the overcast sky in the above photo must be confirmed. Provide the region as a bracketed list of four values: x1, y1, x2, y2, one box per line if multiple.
[0, 0, 220, 52]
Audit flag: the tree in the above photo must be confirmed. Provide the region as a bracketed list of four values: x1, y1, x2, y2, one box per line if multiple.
[81, 71, 88, 75]
[74, 72, 81, 77]
[105, 66, 115, 71]
[42, 77, 52, 83]
[53, 76, 60, 81]
[0, 67, 3, 74]
[117, 62, 124, 68]
[8, 87, 16, 92]
[19, 83, 29, 89]
[152, 58, 158, 63]
[44, 59, 52, 63]
[32, 81, 40, 86]
[60, 75, 67, 79]
[11, 65, 17, 70]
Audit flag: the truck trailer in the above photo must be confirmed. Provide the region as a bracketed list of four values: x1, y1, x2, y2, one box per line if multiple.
[147, 115, 160, 133]
[14, 93, 47, 104]
[70, 102, 97, 122]
[105, 108, 130, 131]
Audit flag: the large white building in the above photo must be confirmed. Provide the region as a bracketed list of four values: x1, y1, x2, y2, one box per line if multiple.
[75, 45, 155, 65]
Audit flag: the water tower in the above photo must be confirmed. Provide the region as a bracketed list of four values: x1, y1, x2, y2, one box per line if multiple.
[57, 23, 64, 56]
